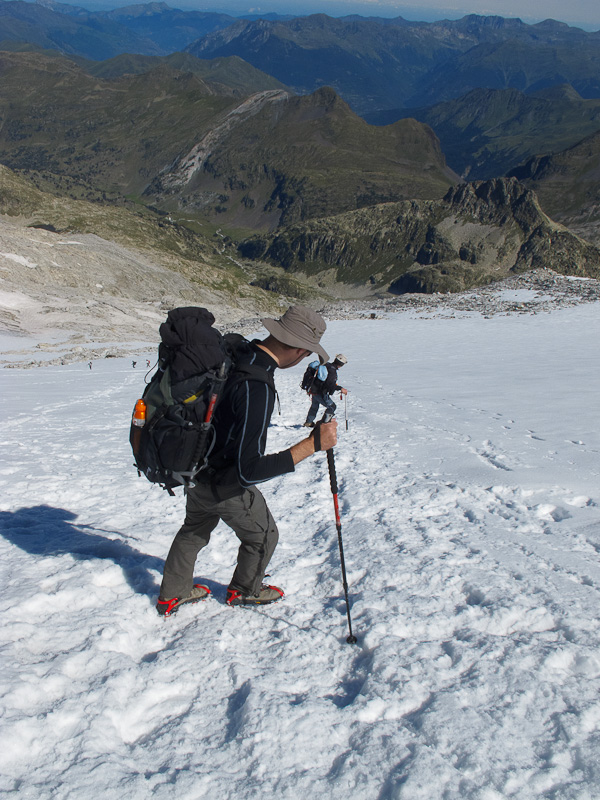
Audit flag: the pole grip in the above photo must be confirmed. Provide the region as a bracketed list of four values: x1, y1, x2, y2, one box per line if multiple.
[326, 448, 338, 495]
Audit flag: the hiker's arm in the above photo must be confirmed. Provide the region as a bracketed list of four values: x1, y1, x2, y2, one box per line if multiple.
[234, 383, 338, 483]
[290, 420, 338, 465]
[234, 381, 295, 486]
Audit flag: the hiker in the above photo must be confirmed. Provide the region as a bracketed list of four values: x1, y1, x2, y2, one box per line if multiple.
[302, 354, 348, 428]
[132, 360, 137, 368]
[157, 306, 338, 616]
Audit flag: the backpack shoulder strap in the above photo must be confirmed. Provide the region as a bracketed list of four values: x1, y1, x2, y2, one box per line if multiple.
[228, 362, 275, 393]
[221, 334, 276, 394]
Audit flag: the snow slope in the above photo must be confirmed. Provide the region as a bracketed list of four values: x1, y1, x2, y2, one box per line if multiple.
[1, 300, 600, 799]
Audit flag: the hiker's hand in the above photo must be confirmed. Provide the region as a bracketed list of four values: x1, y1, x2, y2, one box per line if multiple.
[340, 387, 348, 395]
[290, 420, 337, 464]
[315, 419, 337, 451]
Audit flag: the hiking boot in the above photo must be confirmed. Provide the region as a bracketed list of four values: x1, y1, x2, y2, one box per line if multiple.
[156, 584, 210, 617]
[303, 421, 315, 428]
[226, 583, 284, 606]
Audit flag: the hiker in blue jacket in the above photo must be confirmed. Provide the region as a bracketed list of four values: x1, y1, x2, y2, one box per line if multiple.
[302, 354, 348, 428]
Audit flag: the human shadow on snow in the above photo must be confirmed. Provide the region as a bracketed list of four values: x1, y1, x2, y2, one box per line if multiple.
[0, 505, 163, 597]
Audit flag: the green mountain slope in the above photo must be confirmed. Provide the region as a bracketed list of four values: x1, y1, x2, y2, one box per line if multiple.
[0, 52, 456, 232]
[367, 86, 600, 179]
[144, 86, 457, 231]
[0, 51, 244, 197]
[509, 131, 600, 244]
[80, 52, 287, 94]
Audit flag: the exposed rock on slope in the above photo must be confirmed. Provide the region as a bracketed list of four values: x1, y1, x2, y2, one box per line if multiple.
[0, 53, 456, 232]
[0, 215, 237, 360]
[0, 165, 287, 365]
[238, 178, 600, 294]
[144, 86, 457, 230]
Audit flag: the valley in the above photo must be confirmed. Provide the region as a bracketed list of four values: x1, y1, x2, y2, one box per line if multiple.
[1, 1, 600, 352]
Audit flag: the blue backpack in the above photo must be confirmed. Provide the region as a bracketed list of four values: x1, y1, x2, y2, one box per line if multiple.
[301, 360, 332, 393]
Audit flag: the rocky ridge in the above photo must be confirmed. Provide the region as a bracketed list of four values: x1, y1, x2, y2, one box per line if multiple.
[238, 178, 600, 294]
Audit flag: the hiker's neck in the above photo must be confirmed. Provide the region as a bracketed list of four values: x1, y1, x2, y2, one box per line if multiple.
[256, 340, 280, 365]
[257, 337, 308, 369]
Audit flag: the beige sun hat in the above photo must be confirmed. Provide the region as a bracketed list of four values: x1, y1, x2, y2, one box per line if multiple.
[261, 306, 329, 364]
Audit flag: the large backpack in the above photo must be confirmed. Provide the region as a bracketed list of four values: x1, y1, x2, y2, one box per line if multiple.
[129, 307, 273, 494]
[300, 361, 318, 392]
[301, 360, 336, 394]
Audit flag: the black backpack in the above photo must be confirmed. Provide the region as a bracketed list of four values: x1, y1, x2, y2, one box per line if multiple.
[301, 362, 336, 394]
[129, 307, 273, 494]
[301, 363, 318, 392]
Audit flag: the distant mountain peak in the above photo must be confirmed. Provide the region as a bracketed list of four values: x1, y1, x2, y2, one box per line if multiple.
[109, 2, 172, 16]
[460, 14, 525, 27]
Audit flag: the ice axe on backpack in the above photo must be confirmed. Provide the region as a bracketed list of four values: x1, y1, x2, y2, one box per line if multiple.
[316, 410, 357, 644]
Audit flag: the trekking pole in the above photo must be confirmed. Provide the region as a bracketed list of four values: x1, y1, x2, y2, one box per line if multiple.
[320, 411, 357, 644]
[177, 363, 228, 488]
[343, 393, 348, 430]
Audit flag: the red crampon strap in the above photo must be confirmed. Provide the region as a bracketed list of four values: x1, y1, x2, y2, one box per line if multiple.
[157, 597, 179, 616]
[226, 588, 242, 605]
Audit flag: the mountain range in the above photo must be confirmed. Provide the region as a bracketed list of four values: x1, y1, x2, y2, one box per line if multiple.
[2, 3, 600, 116]
[2, 2, 600, 186]
[189, 14, 600, 116]
[0, 51, 456, 232]
[1, 2, 600, 300]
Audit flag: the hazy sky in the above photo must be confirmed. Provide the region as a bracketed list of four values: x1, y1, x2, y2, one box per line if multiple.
[170, 0, 600, 28]
[386, 0, 598, 26]
[353, 0, 600, 26]
[79, 0, 600, 29]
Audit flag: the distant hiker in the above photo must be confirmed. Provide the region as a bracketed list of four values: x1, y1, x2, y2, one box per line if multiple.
[132, 360, 137, 368]
[88, 361, 92, 370]
[302, 354, 348, 428]
[157, 306, 337, 616]
[146, 359, 151, 368]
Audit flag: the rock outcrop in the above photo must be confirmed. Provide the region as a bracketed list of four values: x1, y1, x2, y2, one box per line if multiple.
[238, 178, 600, 294]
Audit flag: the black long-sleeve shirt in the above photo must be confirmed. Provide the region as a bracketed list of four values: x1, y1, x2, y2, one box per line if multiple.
[209, 342, 295, 488]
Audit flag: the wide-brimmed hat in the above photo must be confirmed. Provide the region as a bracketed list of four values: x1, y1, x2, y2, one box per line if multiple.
[262, 306, 329, 364]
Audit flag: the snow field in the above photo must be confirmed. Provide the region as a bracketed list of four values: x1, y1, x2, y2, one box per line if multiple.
[0, 304, 599, 799]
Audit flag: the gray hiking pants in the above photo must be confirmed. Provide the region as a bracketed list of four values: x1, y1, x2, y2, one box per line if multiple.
[159, 480, 279, 599]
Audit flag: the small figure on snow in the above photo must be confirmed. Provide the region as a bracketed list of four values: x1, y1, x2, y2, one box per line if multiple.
[301, 354, 348, 428]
